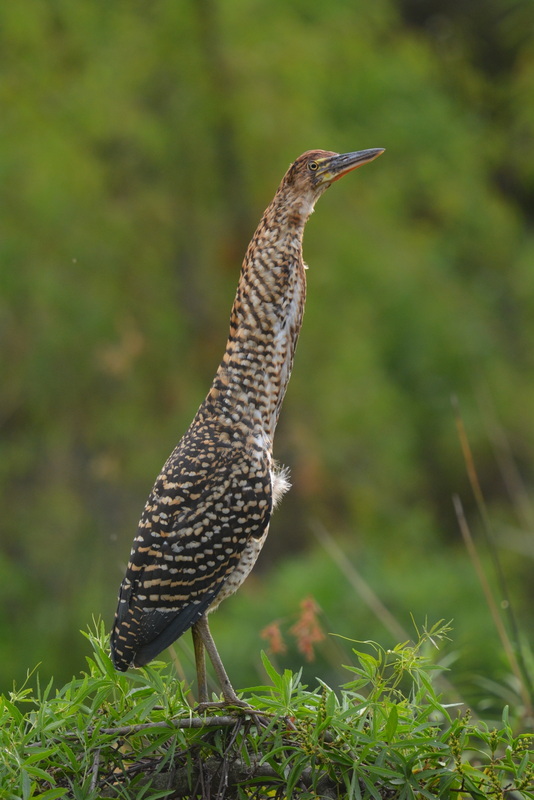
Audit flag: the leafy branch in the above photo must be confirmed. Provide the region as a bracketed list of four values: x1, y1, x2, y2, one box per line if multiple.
[1, 620, 533, 799]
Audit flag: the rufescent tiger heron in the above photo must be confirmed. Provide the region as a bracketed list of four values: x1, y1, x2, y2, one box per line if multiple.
[110, 147, 385, 703]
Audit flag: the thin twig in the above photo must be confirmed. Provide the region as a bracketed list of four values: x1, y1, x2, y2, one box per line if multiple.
[312, 519, 410, 642]
[313, 519, 463, 704]
[453, 494, 531, 714]
[454, 396, 517, 620]
[477, 385, 534, 532]
[89, 746, 100, 792]
[95, 715, 241, 737]
[167, 646, 196, 708]
[453, 396, 533, 711]
[217, 718, 243, 797]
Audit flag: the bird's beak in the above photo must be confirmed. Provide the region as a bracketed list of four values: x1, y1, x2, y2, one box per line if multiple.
[317, 148, 385, 184]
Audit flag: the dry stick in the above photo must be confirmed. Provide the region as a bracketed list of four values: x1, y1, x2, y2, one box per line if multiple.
[96, 715, 242, 737]
[313, 519, 462, 704]
[217, 717, 243, 797]
[168, 646, 195, 707]
[453, 397, 533, 711]
[477, 385, 534, 533]
[313, 520, 410, 643]
[453, 396, 514, 583]
[89, 747, 101, 793]
[453, 494, 531, 714]
[454, 396, 518, 613]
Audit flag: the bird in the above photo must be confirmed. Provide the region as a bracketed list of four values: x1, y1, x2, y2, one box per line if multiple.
[110, 147, 385, 703]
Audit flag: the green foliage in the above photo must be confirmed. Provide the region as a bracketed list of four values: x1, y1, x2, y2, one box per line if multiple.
[1, 622, 533, 799]
[1, 0, 534, 704]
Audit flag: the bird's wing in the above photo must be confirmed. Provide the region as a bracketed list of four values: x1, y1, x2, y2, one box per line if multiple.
[110, 439, 272, 669]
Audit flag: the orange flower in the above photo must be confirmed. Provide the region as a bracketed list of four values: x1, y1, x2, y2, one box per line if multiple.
[260, 621, 287, 655]
[289, 596, 325, 661]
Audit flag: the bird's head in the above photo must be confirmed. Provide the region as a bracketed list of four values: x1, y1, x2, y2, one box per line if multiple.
[278, 148, 385, 220]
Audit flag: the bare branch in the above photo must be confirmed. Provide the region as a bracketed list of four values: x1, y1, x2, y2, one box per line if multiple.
[96, 714, 240, 737]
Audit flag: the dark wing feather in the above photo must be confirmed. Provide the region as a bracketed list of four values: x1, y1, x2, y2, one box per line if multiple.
[110, 425, 272, 670]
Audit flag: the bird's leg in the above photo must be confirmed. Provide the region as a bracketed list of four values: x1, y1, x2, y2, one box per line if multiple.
[194, 614, 241, 705]
[191, 621, 208, 705]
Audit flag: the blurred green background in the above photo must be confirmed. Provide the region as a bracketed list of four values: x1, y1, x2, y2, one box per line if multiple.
[1, 0, 533, 711]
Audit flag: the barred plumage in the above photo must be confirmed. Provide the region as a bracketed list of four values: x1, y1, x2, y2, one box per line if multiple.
[110, 147, 384, 701]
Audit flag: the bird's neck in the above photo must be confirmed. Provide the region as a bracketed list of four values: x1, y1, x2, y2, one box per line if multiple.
[205, 200, 309, 447]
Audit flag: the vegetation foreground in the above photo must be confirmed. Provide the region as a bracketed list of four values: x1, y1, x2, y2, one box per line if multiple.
[1, 621, 532, 799]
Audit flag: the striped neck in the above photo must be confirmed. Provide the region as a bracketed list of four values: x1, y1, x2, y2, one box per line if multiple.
[205, 203, 308, 445]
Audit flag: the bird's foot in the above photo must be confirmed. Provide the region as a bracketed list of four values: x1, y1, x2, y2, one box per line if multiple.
[194, 697, 251, 713]
[194, 698, 271, 725]
[195, 699, 238, 711]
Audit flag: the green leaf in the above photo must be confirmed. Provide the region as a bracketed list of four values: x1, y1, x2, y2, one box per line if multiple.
[22, 747, 59, 766]
[2, 696, 24, 724]
[260, 651, 282, 691]
[356, 652, 379, 680]
[23, 764, 56, 783]
[20, 769, 32, 800]
[285, 752, 309, 796]
[384, 704, 399, 742]
[517, 748, 531, 778]
[325, 688, 337, 718]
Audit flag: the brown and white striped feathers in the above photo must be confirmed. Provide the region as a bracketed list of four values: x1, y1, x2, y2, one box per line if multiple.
[110, 149, 381, 670]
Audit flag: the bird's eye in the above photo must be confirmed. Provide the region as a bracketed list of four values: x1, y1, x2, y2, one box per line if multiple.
[308, 160, 319, 171]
